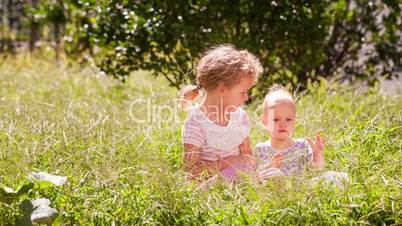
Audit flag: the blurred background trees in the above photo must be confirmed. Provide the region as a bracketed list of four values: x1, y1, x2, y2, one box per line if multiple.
[1, 0, 401, 96]
[0, 0, 95, 60]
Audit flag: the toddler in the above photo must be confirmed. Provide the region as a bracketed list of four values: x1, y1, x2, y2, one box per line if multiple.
[254, 85, 349, 187]
[255, 85, 324, 178]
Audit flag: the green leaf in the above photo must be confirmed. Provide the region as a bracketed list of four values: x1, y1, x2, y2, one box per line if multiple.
[16, 180, 35, 195]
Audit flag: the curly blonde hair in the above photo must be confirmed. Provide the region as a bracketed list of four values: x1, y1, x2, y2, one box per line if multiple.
[179, 44, 263, 107]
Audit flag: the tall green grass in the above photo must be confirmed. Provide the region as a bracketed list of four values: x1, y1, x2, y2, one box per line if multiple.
[0, 54, 401, 225]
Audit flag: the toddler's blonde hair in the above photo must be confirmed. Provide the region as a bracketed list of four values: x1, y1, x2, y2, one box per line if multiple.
[263, 84, 295, 109]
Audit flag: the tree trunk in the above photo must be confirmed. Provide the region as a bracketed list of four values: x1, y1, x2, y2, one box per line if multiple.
[29, 0, 40, 52]
[54, 21, 60, 62]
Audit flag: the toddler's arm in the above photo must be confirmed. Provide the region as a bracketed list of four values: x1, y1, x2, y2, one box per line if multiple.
[307, 133, 325, 169]
[253, 143, 283, 170]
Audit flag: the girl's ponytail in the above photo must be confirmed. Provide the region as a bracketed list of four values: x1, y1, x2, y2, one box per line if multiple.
[178, 85, 203, 108]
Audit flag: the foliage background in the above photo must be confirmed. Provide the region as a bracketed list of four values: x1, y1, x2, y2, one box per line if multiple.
[1, 0, 401, 96]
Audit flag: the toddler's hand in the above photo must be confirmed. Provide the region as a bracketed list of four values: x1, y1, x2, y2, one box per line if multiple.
[307, 132, 325, 168]
[307, 133, 325, 157]
[270, 153, 284, 168]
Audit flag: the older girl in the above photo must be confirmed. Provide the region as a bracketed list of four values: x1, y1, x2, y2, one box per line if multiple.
[180, 44, 263, 181]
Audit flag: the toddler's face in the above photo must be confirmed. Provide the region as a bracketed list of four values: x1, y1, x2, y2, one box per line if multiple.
[222, 77, 254, 111]
[262, 102, 296, 140]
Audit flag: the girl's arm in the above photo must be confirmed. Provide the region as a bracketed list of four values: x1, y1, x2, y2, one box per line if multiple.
[183, 143, 229, 178]
[238, 137, 256, 168]
[239, 137, 252, 155]
[183, 144, 249, 179]
[183, 143, 205, 179]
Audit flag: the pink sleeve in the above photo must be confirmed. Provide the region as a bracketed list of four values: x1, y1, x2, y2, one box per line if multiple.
[182, 118, 204, 148]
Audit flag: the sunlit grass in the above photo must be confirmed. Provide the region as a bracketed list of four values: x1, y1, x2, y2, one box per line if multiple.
[0, 54, 401, 224]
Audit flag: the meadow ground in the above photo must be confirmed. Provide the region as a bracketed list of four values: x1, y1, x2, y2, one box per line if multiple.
[0, 54, 401, 225]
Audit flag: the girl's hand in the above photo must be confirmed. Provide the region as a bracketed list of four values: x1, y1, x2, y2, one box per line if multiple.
[219, 154, 245, 169]
[270, 153, 284, 168]
[218, 154, 255, 170]
[241, 154, 256, 169]
[307, 133, 325, 169]
[198, 160, 220, 175]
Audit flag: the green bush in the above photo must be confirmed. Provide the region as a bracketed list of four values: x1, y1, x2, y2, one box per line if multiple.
[93, 0, 401, 95]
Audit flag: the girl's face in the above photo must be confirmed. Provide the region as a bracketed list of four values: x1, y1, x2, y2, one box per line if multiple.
[262, 102, 296, 140]
[221, 77, 254, 111]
